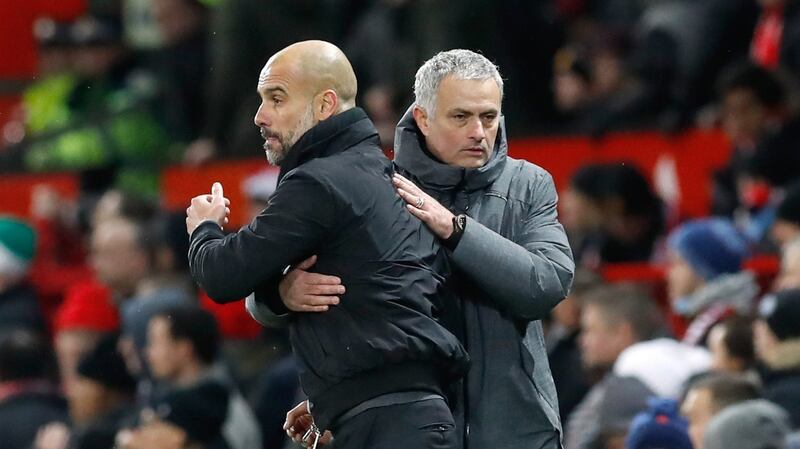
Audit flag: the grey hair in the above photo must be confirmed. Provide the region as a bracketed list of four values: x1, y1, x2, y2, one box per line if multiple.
[414, 49, 503, 116]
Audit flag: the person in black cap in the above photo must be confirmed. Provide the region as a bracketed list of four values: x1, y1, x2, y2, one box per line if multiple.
[34, 333, 137, 449]
[755, 288, 800, 428]
[116, 381, 230, 449]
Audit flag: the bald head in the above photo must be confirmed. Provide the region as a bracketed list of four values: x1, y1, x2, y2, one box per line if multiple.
[265, 40, 357, 110]
[254, 41, 358, 165]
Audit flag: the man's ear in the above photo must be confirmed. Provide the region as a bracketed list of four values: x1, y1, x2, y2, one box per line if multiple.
[412, 106, 431, 136]
[316, 90, 338, 120]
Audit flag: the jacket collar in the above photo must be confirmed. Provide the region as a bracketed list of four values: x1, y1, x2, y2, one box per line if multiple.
[278, 107, 380, 182]
[393, 105, 508, 192]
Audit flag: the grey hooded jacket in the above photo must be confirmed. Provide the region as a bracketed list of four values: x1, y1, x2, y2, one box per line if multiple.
[393, 108, 574, 449]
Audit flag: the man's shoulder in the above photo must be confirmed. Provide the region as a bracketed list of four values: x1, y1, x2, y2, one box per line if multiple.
[504, 156, 553, 183]
[499, 157, 556, 202]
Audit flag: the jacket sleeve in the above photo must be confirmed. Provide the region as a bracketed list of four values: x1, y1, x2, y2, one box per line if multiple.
[449, 170, 574, 321]
[189, 171, 335, 303]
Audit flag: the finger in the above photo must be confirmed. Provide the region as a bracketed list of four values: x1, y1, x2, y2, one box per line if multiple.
[296, 255, 318, 271]
[301, 293, 341, 305]
[406, 204, 431, 221]
[284, 402, 308, 429]
[225, 207, 231, 215]
[224, 198, 230, 206]
[212, 182, 224, 198]
[393, 174, 420, 193]
[298, 304, 331, 312]
[396, 188, 416, 205]
[223, 217, 229, 224]
[309, 284, 345, 296]
[306, 273, 342, 285]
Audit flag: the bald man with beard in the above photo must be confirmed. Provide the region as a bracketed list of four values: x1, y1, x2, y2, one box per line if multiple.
[186, 41, 468, 449]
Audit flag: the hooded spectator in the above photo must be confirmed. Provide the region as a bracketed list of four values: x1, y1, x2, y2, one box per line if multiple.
[755, 289, 800, 427]
[667, 218, 758, 345]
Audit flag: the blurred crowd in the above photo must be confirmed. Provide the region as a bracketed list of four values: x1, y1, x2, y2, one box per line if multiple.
[5, 0, 800, 188]
[2, 0, 800, 448]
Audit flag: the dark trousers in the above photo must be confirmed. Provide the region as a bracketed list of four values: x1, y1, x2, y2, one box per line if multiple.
[330, 398, 458, 449]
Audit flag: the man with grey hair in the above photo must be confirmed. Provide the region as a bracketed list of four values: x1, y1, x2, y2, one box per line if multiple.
[274, 49, 574, 448]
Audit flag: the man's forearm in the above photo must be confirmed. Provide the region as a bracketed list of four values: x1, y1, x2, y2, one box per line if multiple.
[450, 217, 574, 320]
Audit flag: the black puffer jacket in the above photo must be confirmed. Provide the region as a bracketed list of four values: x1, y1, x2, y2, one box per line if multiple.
[189, 108, 468, 429]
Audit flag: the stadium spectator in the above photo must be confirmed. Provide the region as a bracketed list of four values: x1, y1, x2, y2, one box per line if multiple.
[34, 333, 137, 449]
[680, 373, 761, 449]
[546, 269, 601, 422]
[711, 63, 794, 217]
[773, 183, 800, 249]
[117, 381, 230, 449]
[707, 316, 757, 374]
[702, 399, 791, 449]
[666, 218, 757, 345]
[755, 289, 800, 428]
[0, 330, 67, 449]
[565, 284, 665, 449]
[775, 238, 800, 290]
[52, 280, 118, 390]
[626, 398, 693, 449]
[145, 307, 261, 449]
[0, 217, 44, 336]
[563, 163, 665, 268]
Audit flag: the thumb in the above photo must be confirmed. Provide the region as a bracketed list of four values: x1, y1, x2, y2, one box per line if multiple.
[211, 182, 224, 199]
[296, 255, 318, 271]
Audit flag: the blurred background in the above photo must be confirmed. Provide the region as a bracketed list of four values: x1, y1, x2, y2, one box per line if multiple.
[1, 0, 800, 448]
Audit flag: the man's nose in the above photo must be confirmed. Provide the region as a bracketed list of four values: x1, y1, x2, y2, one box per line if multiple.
[467, 117, 486, 141]
[254, 102, 269, 128]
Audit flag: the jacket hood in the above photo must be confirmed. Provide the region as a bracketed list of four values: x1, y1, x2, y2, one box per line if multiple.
[393, 105, 508, 192]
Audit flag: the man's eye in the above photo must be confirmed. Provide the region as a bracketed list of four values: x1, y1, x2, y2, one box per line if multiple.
[273, 97, 282, 104]
[454, 114, 466, 120]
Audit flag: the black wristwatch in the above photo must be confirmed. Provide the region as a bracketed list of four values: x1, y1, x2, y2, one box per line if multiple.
[443, 214, 467, 250]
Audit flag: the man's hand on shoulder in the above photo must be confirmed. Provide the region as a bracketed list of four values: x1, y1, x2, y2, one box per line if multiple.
[186, 182, 231, 236]
[280, 255, 345, 312]
[393, 173, 455, 239]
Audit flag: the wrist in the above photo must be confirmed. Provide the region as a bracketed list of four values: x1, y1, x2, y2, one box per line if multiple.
[442, 214, 467, 250]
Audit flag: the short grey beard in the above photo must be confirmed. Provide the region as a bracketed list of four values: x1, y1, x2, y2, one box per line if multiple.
[266, 148, 283, 166]
[266, 104, 316, 166]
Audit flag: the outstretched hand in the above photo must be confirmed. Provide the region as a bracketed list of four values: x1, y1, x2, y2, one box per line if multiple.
[392, 173, 454, 239]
